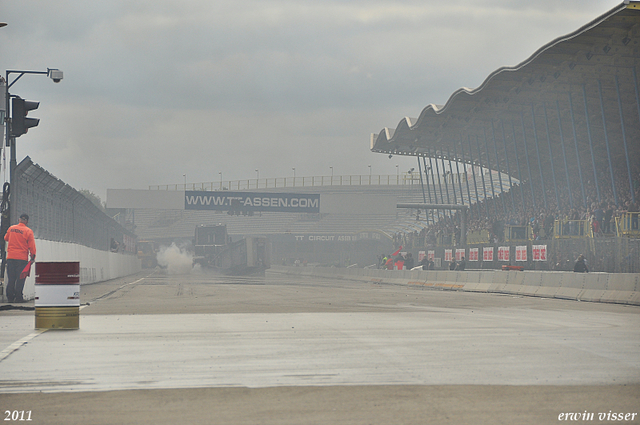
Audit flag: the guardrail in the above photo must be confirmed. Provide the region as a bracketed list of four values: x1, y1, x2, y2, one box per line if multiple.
[616, 213, 640, 237]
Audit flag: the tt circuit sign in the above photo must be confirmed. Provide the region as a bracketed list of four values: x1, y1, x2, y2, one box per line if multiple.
[185, 191, 320, 213]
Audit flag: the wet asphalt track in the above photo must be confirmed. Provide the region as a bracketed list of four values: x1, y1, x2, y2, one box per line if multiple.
[0, 268, 638, 424]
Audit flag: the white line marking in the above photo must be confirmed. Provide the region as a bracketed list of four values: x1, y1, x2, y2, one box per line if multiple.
[0, 329, 47, 362]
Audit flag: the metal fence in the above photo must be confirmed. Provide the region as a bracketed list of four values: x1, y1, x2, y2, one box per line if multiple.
[13, 157, 136, 253]
[149, 172, 513, 193]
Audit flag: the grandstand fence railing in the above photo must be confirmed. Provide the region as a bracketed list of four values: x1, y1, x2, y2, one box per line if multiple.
[148, 172, 510, 192]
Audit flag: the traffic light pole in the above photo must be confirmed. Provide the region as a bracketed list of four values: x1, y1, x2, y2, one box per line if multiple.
[4, 69, 62, 226]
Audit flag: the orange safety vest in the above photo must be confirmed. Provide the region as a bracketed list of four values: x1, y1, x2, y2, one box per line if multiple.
[4, 222, 36, 261]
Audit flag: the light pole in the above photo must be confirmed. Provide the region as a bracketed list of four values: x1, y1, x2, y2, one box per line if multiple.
[219, 172, 222, 189]
[5, 68, 63, 225]
[255, 169, 259, 188]
[330, 166, 333, 177]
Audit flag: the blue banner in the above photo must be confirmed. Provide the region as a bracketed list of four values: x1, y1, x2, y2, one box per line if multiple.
[185, 191, 320, 213]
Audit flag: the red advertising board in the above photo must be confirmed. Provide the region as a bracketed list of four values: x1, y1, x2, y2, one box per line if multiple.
[516, 246, 527, 262]
[483, 246, 494, 261]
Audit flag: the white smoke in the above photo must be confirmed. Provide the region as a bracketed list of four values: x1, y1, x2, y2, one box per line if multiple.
[156, 243, 193, 275]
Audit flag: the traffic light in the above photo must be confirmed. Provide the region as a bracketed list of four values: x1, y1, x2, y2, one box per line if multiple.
[11, 97, 40, 138]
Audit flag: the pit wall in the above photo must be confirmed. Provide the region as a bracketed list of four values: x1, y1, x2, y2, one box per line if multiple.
[18, 239, 141, 300]
[270, 265, 640, 306]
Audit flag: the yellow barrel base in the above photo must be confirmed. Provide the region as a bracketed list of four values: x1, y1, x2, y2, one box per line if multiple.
[35, 307, 79, 330]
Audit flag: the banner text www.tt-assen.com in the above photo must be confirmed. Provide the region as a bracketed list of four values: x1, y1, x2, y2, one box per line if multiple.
[185, 191, 320, 213]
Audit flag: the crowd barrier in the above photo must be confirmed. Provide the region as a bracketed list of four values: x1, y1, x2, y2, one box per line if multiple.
[271, 265, 640, 306]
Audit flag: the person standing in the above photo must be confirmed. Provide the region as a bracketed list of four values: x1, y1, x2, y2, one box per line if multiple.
[4, 213, 36, 303]
[404, 253, 414, 270]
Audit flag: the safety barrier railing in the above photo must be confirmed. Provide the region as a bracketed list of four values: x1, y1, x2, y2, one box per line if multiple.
[504, 225, 530, 242]
[616, 212, 640, 237]
[467, 229, 491, 244]
[554, 219, 592, 239]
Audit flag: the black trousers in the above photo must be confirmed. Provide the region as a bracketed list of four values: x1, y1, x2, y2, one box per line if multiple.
[6, 259, 28, 301]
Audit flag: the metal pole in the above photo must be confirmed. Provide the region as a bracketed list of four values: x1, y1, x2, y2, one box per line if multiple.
[475, 135, 490, 216]
[520, 111, 537, 210]
[432, 147, 446, 210]
[555, 99, 574, 209]
[490, 120, 506, 214]
[422, 156, 435, 224]
[500, 120, 516, 213]
[511, 121, 527, 214]
[615, 75, 635, 204]
[440, 153, 451, 205]
[467, 135, 481, 218]
[428, 155, 440, 221]
[417, 156, 427, 204]
[582, 84, 601, 203]
[531, 104, 548, 209]
[568, 91, 587, 208]
[597, 79, 618, 206]
[542, 102, 560, 208]
[483, 127, 498, 209]
[453, 142, 465, 206]
[446, 148, 457, 205]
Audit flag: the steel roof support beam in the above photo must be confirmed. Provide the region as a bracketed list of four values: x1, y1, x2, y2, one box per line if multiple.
[511, 121, 527, 214]
[520, 111, 537, 211]
[543, 102, 561, 209]
[597, 79, 618, 207]
[582, 84, 601, 203]
[556, 99, 574, 209]
[452, 144, 466, 207]
[442, 152, 452, 206]
[500, 120, 516, 213]
[447, 148, 457, 206]
[475, 135, 490, 216]
[422, 156, 435, 224]
[615, 75, 635, 204]
[482, 128, 498, 212]
[467, 136, 481, 219]
[490, 120, 507, 215]
[568, 92, 588, 208]
[531, 104, 548, 209]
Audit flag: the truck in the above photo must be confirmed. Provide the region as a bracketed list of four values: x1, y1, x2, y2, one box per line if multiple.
[136, 240, 160, 268]
[192, 224, 270, 275]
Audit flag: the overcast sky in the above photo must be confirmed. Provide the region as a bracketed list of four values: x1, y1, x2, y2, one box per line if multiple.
[0, 0, 621, 200]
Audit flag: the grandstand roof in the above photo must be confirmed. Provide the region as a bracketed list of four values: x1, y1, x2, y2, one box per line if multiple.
[370, 2, 640, 198]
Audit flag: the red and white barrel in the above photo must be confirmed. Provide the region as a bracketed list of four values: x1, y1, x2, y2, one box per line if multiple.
[34, 262, 80, 329]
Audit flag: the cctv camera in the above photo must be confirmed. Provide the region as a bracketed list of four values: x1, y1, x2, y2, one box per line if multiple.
[48, 69, 63, 83]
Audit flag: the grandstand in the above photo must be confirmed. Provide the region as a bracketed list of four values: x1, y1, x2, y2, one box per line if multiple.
[368, 2, 640, 272]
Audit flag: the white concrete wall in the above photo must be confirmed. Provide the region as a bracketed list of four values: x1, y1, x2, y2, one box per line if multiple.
[21, 239, 141, 300]
[271, 266, 640, 306]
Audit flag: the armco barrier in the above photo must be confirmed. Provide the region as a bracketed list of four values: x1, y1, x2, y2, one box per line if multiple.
[270, 266, 640, 306]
